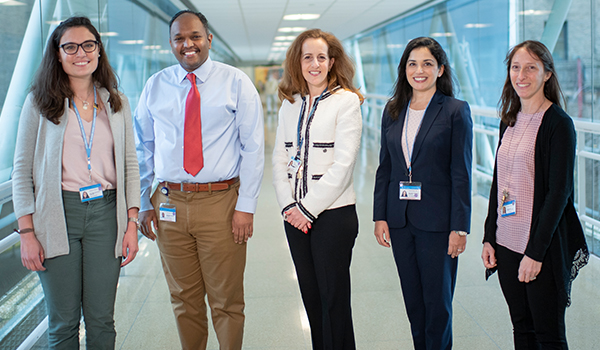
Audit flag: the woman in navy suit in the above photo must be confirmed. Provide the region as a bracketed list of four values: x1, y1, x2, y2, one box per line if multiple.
[373, 37, 472, 350]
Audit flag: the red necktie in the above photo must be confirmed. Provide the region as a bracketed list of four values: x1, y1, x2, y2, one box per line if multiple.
[184, 73, 204, 176]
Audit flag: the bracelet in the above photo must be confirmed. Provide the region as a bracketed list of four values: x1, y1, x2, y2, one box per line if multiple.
[128, 217, 140, 228]
[14, 228, 34, 234]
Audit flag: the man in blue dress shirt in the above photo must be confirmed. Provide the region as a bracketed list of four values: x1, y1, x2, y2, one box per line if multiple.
[134, 10, 264, 350]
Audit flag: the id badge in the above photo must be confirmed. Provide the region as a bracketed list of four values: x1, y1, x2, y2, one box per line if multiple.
[399, 181, 421, 200]
[159, 203, 176, 222]
[501, 200, 516, 217]
[287, 156, 301, 175]
[80, 183, 103, 202]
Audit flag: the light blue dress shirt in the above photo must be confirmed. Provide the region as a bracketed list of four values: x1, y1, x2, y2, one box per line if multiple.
[134, 57, 265, 213]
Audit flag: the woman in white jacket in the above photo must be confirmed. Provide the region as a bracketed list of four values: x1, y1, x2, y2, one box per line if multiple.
[272, 28, 363, 350]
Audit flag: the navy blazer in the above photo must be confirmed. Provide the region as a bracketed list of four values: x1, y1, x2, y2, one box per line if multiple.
[373, 90, 473, 232]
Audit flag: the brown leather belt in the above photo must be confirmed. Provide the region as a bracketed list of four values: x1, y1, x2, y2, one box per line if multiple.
[159, 177, 238, 193]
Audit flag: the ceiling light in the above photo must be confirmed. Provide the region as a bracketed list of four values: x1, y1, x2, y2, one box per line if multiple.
[278, 27, 306, 33]
[283, 14, 320, 21]
[275, 36, 297, 41]
[270, 47, 288, 52]
[519, 10, 551, 16]
[100, 32, 119, 37]
[464, 23, 492, 29]
[119, 40, 145, 45]
[143, 45, 161, 50]
[430, 32, 454, 37]
[0, 0, 26, 5]
[273, 42, 292, 47]
[386, 44, 404, 49]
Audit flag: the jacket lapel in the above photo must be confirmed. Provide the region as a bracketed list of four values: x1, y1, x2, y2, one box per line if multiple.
[410, 91, 443, 163]
[393, 105, 409, 172]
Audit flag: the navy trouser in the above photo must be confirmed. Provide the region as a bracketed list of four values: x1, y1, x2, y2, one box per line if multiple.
[390, 220, 457, 350]
[38, 190, 121, 350]
[284, 205, 358, 350]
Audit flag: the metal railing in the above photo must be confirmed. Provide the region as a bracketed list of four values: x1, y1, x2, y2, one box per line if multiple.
[0, 180, 47, 350]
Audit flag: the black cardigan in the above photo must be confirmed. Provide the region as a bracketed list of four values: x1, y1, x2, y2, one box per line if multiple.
[483, 104, 589, 306]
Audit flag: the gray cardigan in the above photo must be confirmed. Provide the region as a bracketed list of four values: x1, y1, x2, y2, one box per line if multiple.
[12, 88, 140, 259]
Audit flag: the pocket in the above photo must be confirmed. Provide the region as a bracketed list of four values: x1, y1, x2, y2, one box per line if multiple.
[311, 141, 335, 165]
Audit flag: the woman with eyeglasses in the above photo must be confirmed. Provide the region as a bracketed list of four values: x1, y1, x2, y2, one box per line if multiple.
[12, 16, 140, 348]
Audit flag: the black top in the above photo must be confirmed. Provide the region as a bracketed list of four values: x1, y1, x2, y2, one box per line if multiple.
[484, 104, 589, 306]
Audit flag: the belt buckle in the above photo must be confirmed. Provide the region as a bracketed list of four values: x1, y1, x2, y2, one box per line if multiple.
[181, 183, 190, 193]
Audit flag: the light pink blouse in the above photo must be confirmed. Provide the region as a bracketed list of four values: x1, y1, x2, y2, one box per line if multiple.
[402, 108, 426, 167]
[61, 106, 117, 191]
[496, 109, 545, 254]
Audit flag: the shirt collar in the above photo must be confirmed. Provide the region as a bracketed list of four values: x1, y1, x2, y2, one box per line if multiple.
[176, 56, 213, 85]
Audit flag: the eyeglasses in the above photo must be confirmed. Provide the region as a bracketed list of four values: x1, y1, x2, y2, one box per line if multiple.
[59, 40, 99, 55]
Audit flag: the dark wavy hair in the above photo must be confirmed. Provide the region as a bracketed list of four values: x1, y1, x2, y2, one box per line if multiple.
[386, 37, 454, 120]
[499, 40, 564, 126]
[278, 28, 363, 103]
[31, 16, 121, 124]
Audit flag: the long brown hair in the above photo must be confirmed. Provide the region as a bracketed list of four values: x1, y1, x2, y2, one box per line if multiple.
[31, 16, 122, 124]
[278, 28, 363, 103]
[499, 40, 564, 126]
[386, 37, 455, 120]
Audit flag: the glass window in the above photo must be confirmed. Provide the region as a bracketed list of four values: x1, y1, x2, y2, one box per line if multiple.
[347, 0, 600, 256]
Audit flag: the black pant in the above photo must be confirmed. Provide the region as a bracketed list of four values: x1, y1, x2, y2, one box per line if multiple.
[284, 205, 358, 350]
[496, 244, 568, 350]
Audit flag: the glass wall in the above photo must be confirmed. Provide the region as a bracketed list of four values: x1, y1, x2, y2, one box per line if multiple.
[0, 0, 236, 347]
[347, 0, 600, 255]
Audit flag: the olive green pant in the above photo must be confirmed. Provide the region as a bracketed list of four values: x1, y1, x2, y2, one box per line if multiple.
[38, 190, 121, 350]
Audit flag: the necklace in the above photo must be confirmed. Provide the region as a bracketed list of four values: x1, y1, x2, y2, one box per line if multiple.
[501, 99, 547, 203]
[75, 88, 94, 110]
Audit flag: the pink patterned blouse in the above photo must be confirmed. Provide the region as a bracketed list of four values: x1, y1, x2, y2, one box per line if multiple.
[496, 108, 546, 254]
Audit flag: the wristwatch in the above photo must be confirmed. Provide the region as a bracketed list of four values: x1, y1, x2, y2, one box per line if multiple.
[453, 230, 468, 237]
[128, 217, 140, 229]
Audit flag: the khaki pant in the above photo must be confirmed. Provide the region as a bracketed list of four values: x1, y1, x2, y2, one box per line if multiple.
[151, 182, 246, 350]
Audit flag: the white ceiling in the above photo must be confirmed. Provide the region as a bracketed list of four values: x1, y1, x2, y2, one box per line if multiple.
[189, 0, 431, 63]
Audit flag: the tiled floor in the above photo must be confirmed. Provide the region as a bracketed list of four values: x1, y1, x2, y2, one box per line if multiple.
[110, 113, 600, 349]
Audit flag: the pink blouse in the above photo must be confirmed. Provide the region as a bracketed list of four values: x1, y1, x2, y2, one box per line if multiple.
[402, 108, 426, 167]
[61, 106, 117, 192]
[496, 109, 545, 254]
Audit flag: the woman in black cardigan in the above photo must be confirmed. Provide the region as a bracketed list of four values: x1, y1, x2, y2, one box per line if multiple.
[482, 40, 588, 349]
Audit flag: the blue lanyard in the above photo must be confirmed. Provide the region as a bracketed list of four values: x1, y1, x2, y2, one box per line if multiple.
[404, 98, 432, 180]
[296, 87, 328, 157]
[72, 85, 97, 179]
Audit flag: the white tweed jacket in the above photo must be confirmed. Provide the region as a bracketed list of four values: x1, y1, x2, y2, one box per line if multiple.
[12, 88, 140, 259]
[272, 87, 362, 221]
